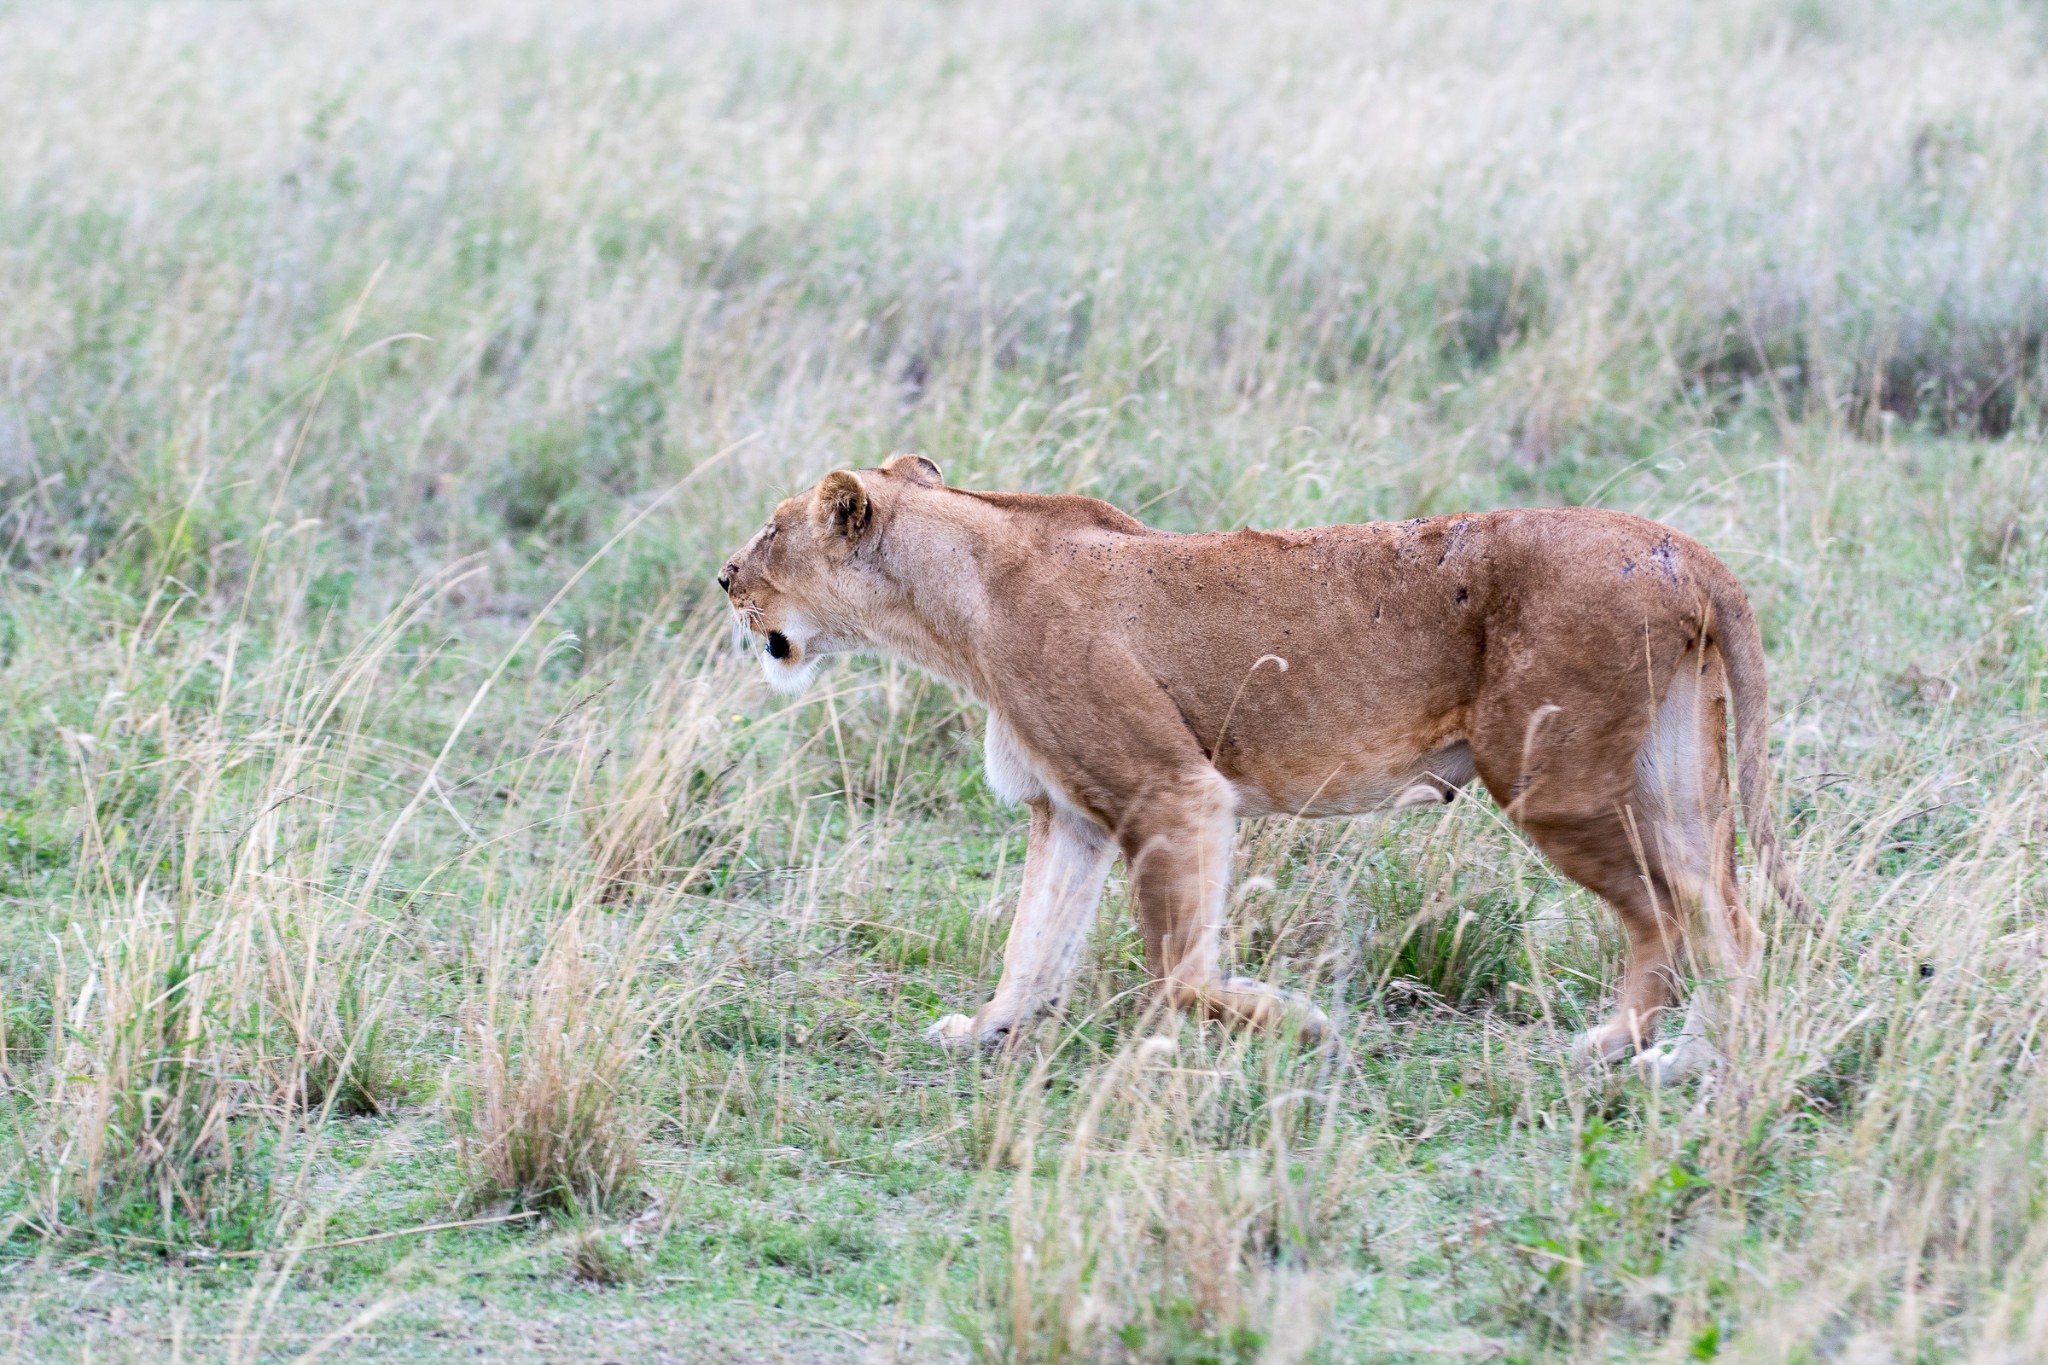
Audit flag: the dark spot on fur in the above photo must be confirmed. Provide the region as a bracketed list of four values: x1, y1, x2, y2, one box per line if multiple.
[1650, 538, 1680, 583]
[766, 631, 791, 660]
[1621, 558, 1636, 578]
[1455, 587, 1469, 604]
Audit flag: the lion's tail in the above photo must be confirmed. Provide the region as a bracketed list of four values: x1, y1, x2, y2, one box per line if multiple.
[1706, 570, 1811, 921]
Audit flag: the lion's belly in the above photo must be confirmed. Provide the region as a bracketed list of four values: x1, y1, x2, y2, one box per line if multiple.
[1224, 738, 1476, 819]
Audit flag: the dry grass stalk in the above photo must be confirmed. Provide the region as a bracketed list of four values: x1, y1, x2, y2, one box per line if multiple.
[455, 902, 661, 1214]
[22, 886, 273, 1247]
[579, 663, 739, 897]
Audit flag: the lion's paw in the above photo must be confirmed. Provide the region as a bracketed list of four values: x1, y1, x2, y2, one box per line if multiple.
[1569, 1027, 1637, 1073]
[1293, 1004, 1334, 1048]
[925, 1014, 978, 1049]
[1632, 1035, 1719, 1087]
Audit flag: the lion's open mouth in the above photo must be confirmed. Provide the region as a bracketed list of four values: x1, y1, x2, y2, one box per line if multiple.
[766, 630, 792, 660]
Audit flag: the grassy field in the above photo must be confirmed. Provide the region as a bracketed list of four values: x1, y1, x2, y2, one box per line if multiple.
[1, 0, 2046, 1359]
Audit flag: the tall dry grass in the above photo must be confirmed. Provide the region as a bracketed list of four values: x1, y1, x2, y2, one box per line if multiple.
[5, 0, 2048, 578]
[957, 1027, 1342, 1364]
[0, 0, 2041, 1359]
[931, 703, 2046, 1361]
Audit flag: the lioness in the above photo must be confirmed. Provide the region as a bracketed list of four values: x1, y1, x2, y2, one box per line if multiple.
[719, 455, 1805, 1081]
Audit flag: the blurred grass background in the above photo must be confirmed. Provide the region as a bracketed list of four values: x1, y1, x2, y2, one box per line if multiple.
[0, 0, 2044, 1360]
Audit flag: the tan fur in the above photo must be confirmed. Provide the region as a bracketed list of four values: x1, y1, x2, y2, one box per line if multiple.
[719, 454, 1804, 1076]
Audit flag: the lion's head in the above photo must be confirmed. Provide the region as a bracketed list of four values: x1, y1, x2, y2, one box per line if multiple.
[717, 453, 945, 692]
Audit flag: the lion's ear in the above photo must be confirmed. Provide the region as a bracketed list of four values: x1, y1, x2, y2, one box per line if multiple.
[812, 470, 871, 543]
[881, 453, 943, 488]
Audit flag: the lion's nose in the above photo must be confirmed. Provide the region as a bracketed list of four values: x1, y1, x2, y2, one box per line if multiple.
[716, 563, 736, 594]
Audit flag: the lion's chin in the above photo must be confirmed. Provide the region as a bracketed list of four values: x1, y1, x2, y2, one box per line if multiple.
[760, 650, 820, 694]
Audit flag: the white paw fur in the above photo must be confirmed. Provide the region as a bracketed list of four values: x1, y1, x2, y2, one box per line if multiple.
[1632, 1035, 1720, 1086]
[1569, 1028, 1637, 1072]
[924, 1013, 976, 1048]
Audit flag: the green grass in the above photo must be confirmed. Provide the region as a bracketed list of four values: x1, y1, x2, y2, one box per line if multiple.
[0, 0, 2046, 1360]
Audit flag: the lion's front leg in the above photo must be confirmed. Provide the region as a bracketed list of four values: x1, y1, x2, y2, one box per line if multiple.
[928, 799, 1116, 1051]
[1123, 771, 1332, 1045]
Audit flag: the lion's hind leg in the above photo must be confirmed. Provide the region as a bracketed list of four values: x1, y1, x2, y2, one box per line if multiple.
[1514, 812, 1685, 1070]
[1479, 638, 1759, 1081]
[1477, 726, 1686, 1070]
[1628, 644, 1761, 1085]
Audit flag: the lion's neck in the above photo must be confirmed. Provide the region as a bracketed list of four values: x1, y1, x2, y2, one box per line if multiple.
[857, 497, 1008, 697]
